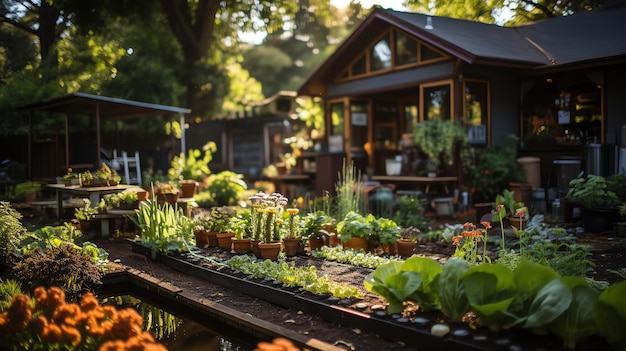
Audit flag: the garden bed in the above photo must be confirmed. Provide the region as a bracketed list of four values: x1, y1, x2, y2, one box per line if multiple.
[105, 239, 615, 351]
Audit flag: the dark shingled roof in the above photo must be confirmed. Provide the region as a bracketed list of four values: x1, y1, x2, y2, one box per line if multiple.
[298, 3, 626, 96]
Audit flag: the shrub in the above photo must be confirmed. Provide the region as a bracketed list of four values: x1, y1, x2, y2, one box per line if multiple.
[0, 202, 28, 266]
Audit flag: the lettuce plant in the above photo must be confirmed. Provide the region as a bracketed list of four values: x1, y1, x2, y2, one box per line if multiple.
[436, 258, 471, 321]
[594, 280, 626, 351]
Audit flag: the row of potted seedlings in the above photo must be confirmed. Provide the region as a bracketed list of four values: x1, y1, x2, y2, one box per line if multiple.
[190, 192, 418, 260]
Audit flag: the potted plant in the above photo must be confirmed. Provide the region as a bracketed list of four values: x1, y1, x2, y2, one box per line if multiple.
[207, 206, 238, 251]
[566, 174, 621, 233]
[229, 209, 253, 254]
[61, 171, 80, 186]
[368, 216, 402, 254]
[248, 191, 288, 260]
[282, 208, 302, 257]
[15, 181, 41, 203]
[74, 198, 99, 232]
[413, 119, 469, 176]
[155, 182, 180, 205]
[494, 189, 528, 230]
[336, 211, 372, 251]
[616, 203, 626, 237]
[301, 211, 333, 251]
[192, 210, 213, 248]
[396, 226, 420, 258]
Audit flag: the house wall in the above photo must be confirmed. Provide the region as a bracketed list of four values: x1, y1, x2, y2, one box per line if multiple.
[605, 63, 626, 146]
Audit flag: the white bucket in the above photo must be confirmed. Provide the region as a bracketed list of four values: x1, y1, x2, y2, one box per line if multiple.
[385, 159, 402, 175]
[433, 197, 454, 217]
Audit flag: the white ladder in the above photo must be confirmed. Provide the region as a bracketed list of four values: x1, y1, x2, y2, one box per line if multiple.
[122, 151, 142, 186]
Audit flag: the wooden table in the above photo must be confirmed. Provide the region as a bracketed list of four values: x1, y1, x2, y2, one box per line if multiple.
[371, 175, 457, 195]
[47, 183, 140, 218]
[268, 174, 311, 200]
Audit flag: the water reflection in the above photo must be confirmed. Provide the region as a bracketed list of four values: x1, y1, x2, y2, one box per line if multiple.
[102, 295, 253, 351]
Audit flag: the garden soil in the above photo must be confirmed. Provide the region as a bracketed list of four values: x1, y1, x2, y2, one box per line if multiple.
[16, 206, 626, 351]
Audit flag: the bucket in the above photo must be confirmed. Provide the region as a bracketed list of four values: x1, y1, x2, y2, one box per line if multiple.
[385, 159, 402, 175]
[433, 197, 454, 217]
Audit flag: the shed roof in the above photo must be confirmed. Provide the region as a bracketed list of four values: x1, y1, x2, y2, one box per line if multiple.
[20, 92, 190, 118]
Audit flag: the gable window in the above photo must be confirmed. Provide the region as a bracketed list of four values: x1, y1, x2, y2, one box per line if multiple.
[395, 31, 417, 66]
[370, 33, 392, 72]
[336, 28, 450, 82]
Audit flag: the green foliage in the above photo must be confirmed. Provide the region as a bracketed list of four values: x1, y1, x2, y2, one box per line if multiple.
[225, 255, 363, 299]
[311, 246, 400, 269]
[437, 258, 471, 321]
[335, 160, 365, 221]
[468, 134, 523, 203]
[74, 199, 99, 221]
[336, 211, 373, 242]
[392, 195, 427, 231]
[567, 174, 621, 209]
[131, 197, 195, 258]
[300, 212, 332, 240]
[413, 119, 468, 168]
[228, 208, 252, 240]
[168, 142, 217, 181]
[594, 280, 626, 351]
[0, 279, 23, 310]
[14, 181, 41, 198]
[495, 189, 526, 218]
[0, 202, 28, 266]
[205, 170, 248, 206]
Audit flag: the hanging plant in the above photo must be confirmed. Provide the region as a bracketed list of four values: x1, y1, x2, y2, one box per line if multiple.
[413, 119, 468, 168]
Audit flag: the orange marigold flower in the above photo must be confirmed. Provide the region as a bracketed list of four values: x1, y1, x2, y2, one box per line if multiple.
[463, 222, 476, 229]
[61, 324, 82, 346]
[7, 294, 32, 329]
[452, 235, 463, 247]
[80, 292, 100, 312]
[30, 315, 48, 334]
[98, 340, 126, 351]
[53, 303, 82, 326]
[481, 221, 492, 229]
[41, 323, 63, 343]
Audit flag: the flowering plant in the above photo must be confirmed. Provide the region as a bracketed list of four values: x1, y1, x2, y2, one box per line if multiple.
[0, 286, 167, 351]
[248, 192, 289, 243]
[451, 222, 491, 265]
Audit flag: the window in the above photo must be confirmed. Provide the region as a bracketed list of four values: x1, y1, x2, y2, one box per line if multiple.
[370, 34, 392, 72]
[420, 81, 452, 121]
[336, 29, 450, 82]
[464, 80, 490, 145]
[395, 31, 418, 66]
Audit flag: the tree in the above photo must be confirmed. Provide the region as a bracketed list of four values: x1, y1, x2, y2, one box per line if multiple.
[404, 0, 604, 24]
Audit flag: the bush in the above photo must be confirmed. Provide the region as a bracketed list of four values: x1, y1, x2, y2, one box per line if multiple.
[0, 202, 28, 266]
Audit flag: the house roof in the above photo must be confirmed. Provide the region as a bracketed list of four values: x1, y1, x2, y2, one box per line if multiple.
[298, 3, 626, 96]
[20, 92, 190, 119]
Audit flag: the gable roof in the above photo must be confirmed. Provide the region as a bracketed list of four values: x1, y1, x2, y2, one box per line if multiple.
[298, 3, 626, 96]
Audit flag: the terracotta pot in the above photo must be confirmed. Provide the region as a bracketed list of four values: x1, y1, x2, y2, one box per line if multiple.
[79, 219, 92, 233]
[250, 240, 262, 258]
[24, 192, 36, 203]
[162, 192, 179, 206]
[216, 232, 236, 251]
[282, 237, 301, 257]
[194, 229, 209, 248]
[308, 236, 326, 251]
[509, 182, 532, 205]
[180, 180, 199, 198]
[396, 240, 416, 258]
[342, 237, 369, 252]
[136, 190, 148, 202]
[231, 237, 252, 254]
[509, 216, 528, 231]
[474, 202, 494, 223]
[258, 242, 281, 260]
[328, 234, 340, 247]
[206, 231, 219, 247]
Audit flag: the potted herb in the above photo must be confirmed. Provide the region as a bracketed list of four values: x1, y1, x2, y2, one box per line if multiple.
[566, 174, 621, 233]
[14, 181, 41, 203]
[229, 208, 252, 254]
[207, 206, 237, 251]
[74, 198, 99, 232]
[301, 211, 333, 251]
[494, 189, 528, 230]
[155, 182, 180, 205]
[367, 215, 402, 255]
[61, 171, 80, 186]
[336, 211, 372, 251]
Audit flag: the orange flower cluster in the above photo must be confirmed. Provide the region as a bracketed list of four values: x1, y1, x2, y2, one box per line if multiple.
[254, 337, 301, 351]
[0, 286, 168, 351]
[451, 221, 492, 265]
